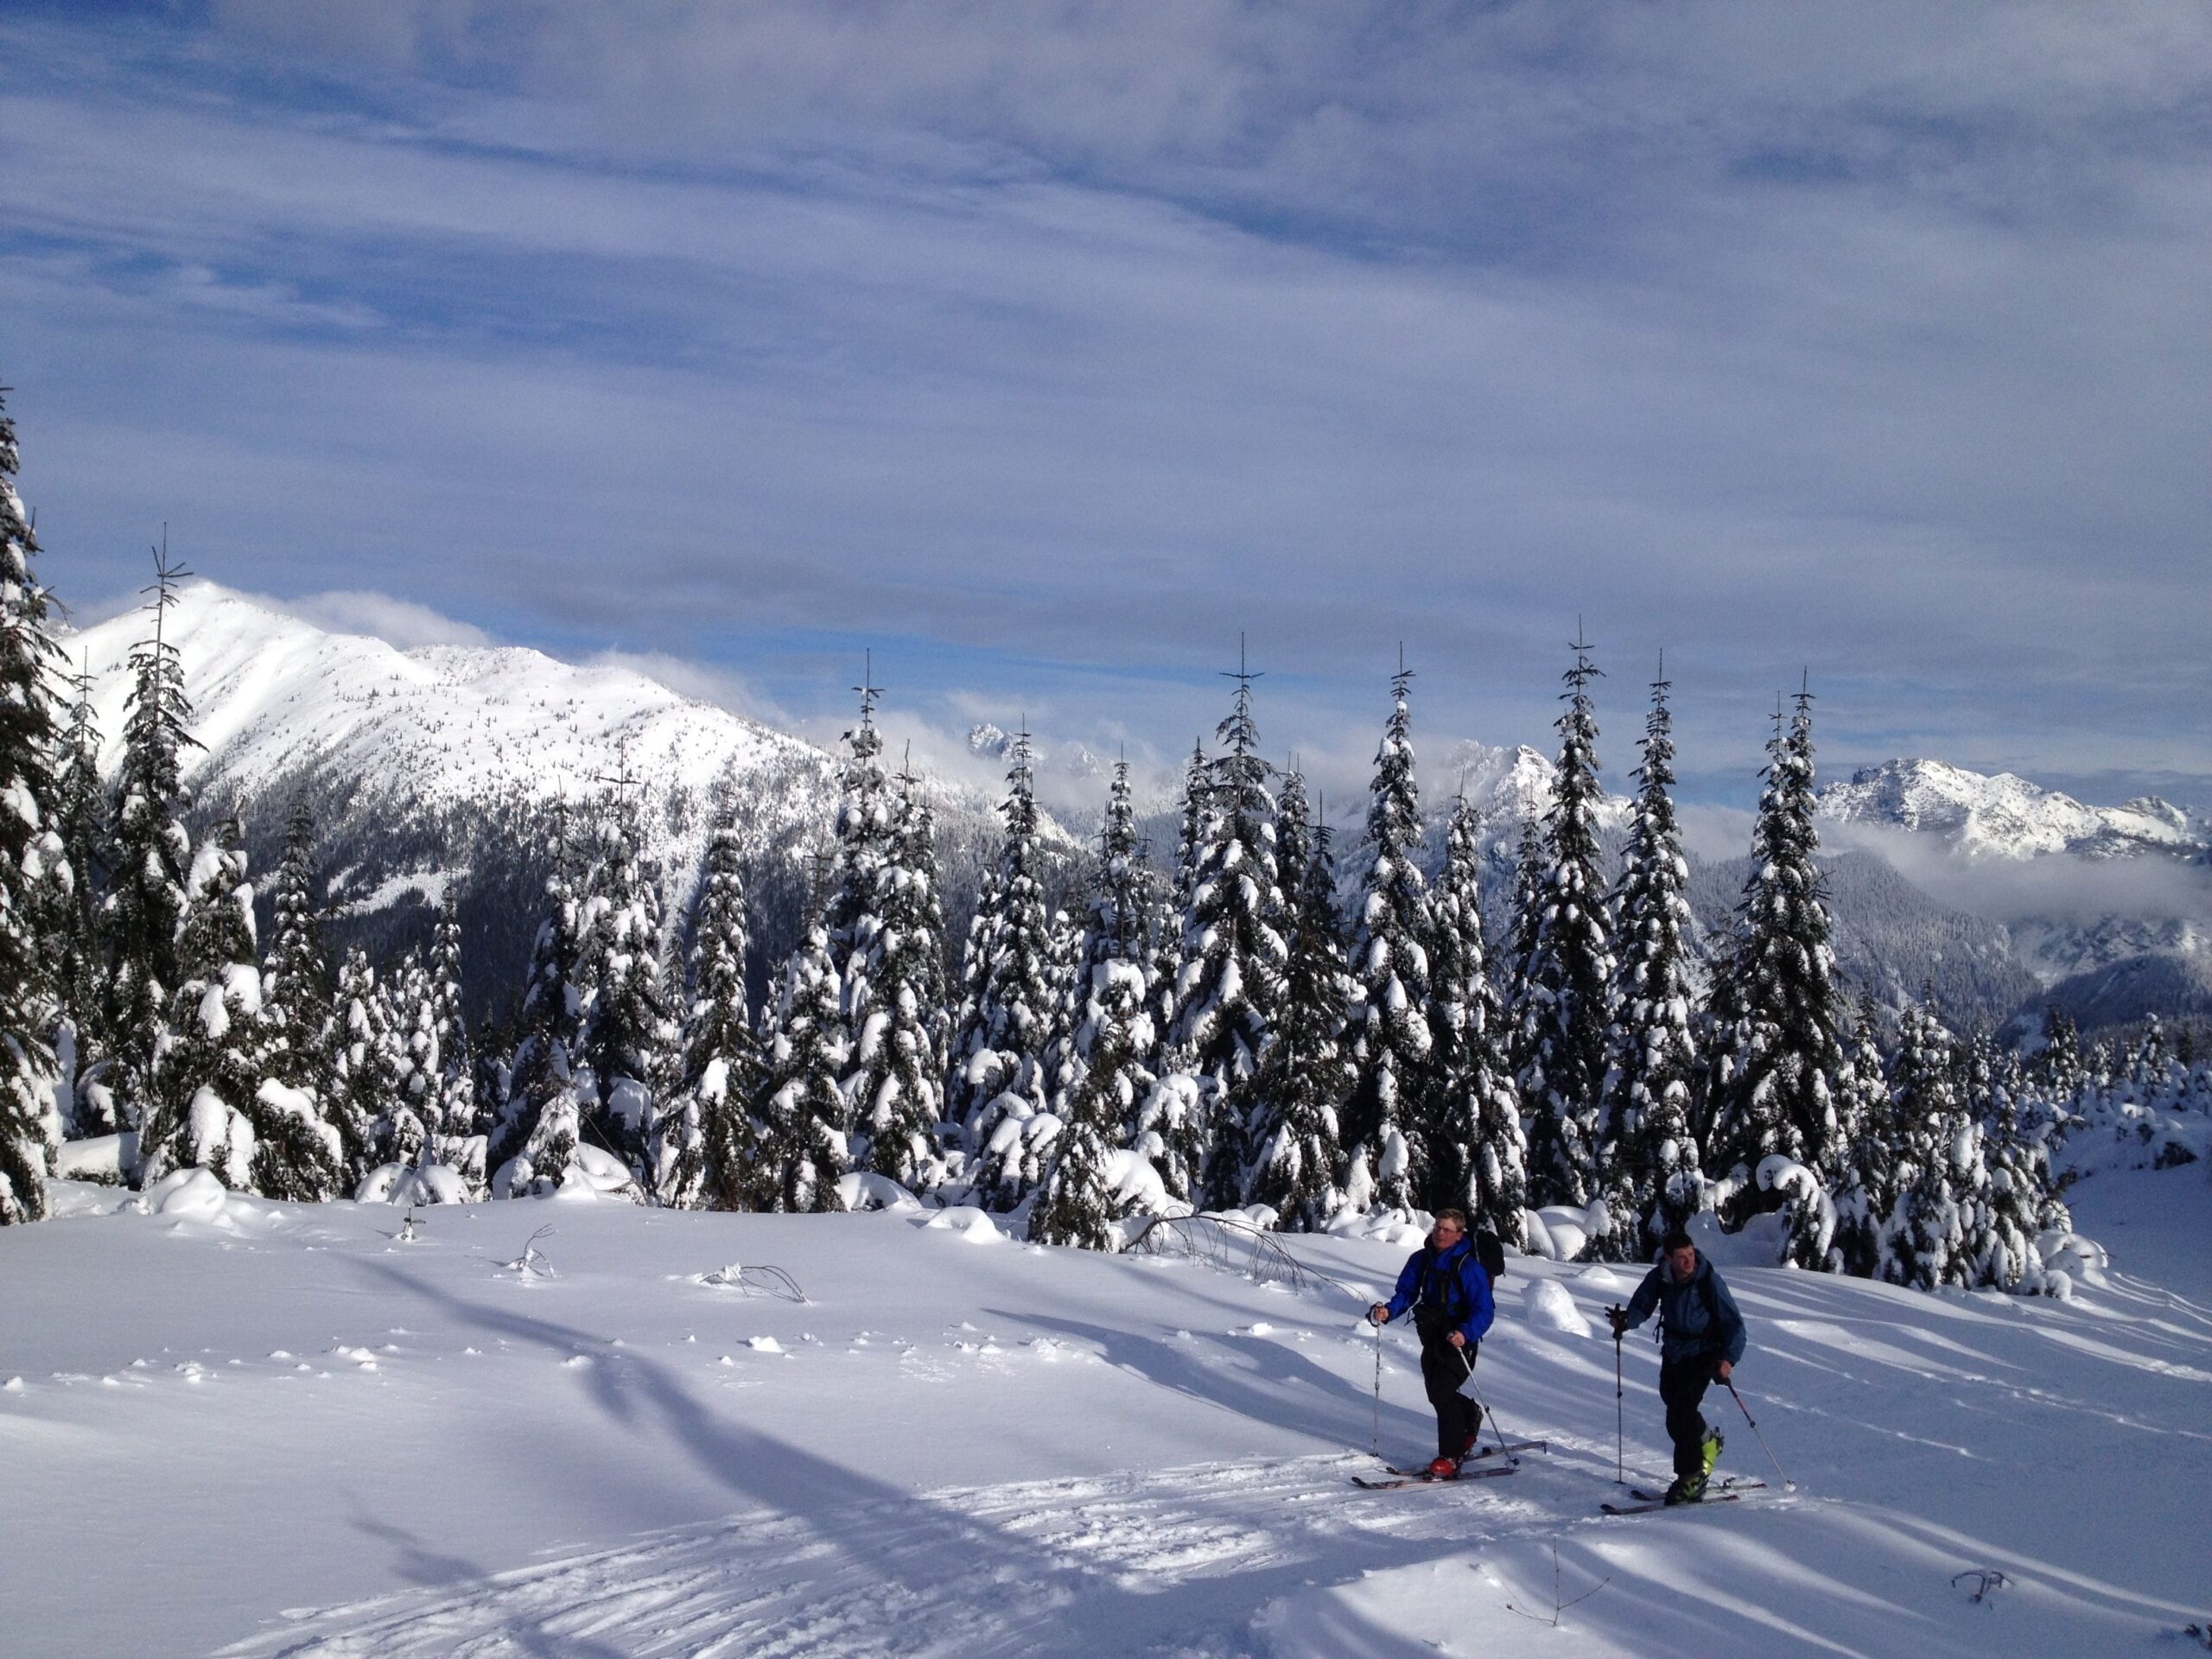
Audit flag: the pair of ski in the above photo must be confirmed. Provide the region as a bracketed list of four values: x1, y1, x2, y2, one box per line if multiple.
[1599, 1478, 1767, 1516]
[1351, 1439, 1548, 1491]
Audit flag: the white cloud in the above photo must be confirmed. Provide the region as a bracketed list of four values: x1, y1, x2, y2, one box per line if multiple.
[271, 589, 494, 650]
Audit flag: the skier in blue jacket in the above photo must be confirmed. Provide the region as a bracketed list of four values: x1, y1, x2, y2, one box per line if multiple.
[1368, 1208, 1496, 1477]
[1609, 1230, 1749, 1503]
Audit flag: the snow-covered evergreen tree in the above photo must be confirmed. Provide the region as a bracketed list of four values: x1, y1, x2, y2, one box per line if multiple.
[254, 797, 346, 1198]
[140, 821, 262, 1190]
[1700, 689, 1849, 1263]
[758, 894, 849, 1213]
[951, 734, 1058, 1211]
[1962, 1031, 2049, 1290]
[1172, 662, 1285, 1208]
[1598, 668, 1700, 1258]
[578, 802, 673, 1182]
[1516, 634, 1614, 1216]
[1155, 738, 1211, 1041]
[1830, 1001, 1895, 1278]
[1501, 815, 1547, 1109]
[1030, 959, 1154, 1249]
[0, 391, 65, 1221]
[49, 661, 108, 1131]
[1881, 1002, 1967, 1291]
[825, 679, 893, 1051]
[425, 892, 481, 1192]
[1249, 774, 1354, 1230]
[668, 826, 765, 1210]
[1343, 663, 1435, 1217]
[103, 551, 200, 1141]
[493, 804, 586, 1191]
[854, 771, 950, 1193]
[1427, 794, 1528, 1244]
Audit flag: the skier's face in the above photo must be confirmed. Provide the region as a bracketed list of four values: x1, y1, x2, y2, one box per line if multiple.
[1666, 1244, 1698, 1281]
[1431, 1219, 1464, 1251]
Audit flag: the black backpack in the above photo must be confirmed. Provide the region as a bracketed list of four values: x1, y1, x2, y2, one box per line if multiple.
[1474, 1229, 1507, 1284]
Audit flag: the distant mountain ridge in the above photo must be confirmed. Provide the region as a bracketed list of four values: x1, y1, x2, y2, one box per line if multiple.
[58, 585, 2209, 1035]
[1817, 757, 2210, 862]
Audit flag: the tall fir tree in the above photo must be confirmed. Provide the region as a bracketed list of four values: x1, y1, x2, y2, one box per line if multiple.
[1249, 774, 1355, 1231]
[951, 732, 1058, 1210]
[50, 660, 109, 1128]
[854, 769, 950, 1192]
[1030, 958, 1154, 1249]
[0, 390, 65, 1221]
[261, 801, 336, 1087]
[425, 891, 481, 1192]
[1156, 738, 1211, 1041]
[1172, 656, 1285, 1208]
[1344, 661, 1436, 1217]
[670, 825, 765, 1210]
[1516, 632, 1614, 1216]
[1427, 794, 1528, 1244]
[104, 547, 200, 1142]
[577, 799, 673, 1182]
[826, 676, 893, 1053]
[140, 821, 262, 1189]
[1501, 814, 1547, 1096]
[1598, 666, 1700, 1257]
[1700, 687, 1849, 1263]
[757, 873, 849, 1213]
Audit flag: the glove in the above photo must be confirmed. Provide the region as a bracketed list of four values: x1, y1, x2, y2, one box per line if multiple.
[1369, 1303, 1390, 1325]
[1606, 1305, 1629, 1338]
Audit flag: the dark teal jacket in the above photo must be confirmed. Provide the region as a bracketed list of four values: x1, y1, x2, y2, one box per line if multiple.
[1624, 1253, 1746, 1365]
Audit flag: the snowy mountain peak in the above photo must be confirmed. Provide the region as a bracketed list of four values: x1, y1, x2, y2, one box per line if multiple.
[1817, 757, 2209, 861]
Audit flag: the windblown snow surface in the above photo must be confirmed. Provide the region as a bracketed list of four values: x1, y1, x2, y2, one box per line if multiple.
[3, 1170, 2208, 1658]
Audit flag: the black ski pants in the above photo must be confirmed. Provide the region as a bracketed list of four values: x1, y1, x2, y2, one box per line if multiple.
[1418, 1335, 1482, 1459]
[1658, 1352, 1721, 1480]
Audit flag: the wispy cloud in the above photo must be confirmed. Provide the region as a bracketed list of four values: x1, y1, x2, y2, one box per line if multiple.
[4, 3, 2208, 807]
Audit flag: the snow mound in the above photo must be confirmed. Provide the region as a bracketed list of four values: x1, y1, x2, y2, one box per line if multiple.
[920, 1207, 1004, 1244]
[1522, 1206, 1588, 1261]
[746, 1336, 785, 1354]
[357, 1162, 472, 1206]
[836, 1172, 923, 1212]
[143, 1168, 230, 1221]
[1576, 1265, 1627, 1290]
[1520, 1278, 1592, 1338]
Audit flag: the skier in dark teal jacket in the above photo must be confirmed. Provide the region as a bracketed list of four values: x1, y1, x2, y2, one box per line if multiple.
[1609, 1230, 1749, 1503]
[1368, 1208, 1496, 1476]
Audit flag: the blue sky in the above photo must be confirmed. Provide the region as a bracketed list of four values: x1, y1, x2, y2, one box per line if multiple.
[5, 1, 2209, 813]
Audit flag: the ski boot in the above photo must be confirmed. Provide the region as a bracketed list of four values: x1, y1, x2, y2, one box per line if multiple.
[1426, 1456, 1459, 1480]
[1700, 1427, 1724, 1483]
[1663, 1471, 1708, 1505]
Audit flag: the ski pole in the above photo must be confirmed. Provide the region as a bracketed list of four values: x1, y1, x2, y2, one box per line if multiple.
[1612, 1322, 1625, 1485]
[1371, 1315, 1382, 1461]
[1456, 1345, 1523, 1454]
[1726, 1379, 1796, 1492]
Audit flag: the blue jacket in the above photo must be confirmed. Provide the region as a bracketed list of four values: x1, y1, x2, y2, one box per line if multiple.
[1624, 1252, 1746, 1365]
[1384, 1236, 1495, 1346]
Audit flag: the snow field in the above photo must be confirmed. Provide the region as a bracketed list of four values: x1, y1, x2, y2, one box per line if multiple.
[3, 1169, 2209, 1656]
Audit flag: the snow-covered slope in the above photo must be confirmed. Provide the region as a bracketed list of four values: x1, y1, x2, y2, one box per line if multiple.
[4, 1173, 2208, 1657]
[1820, 758, 2209, 862]
[68, 582, 818, 813]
